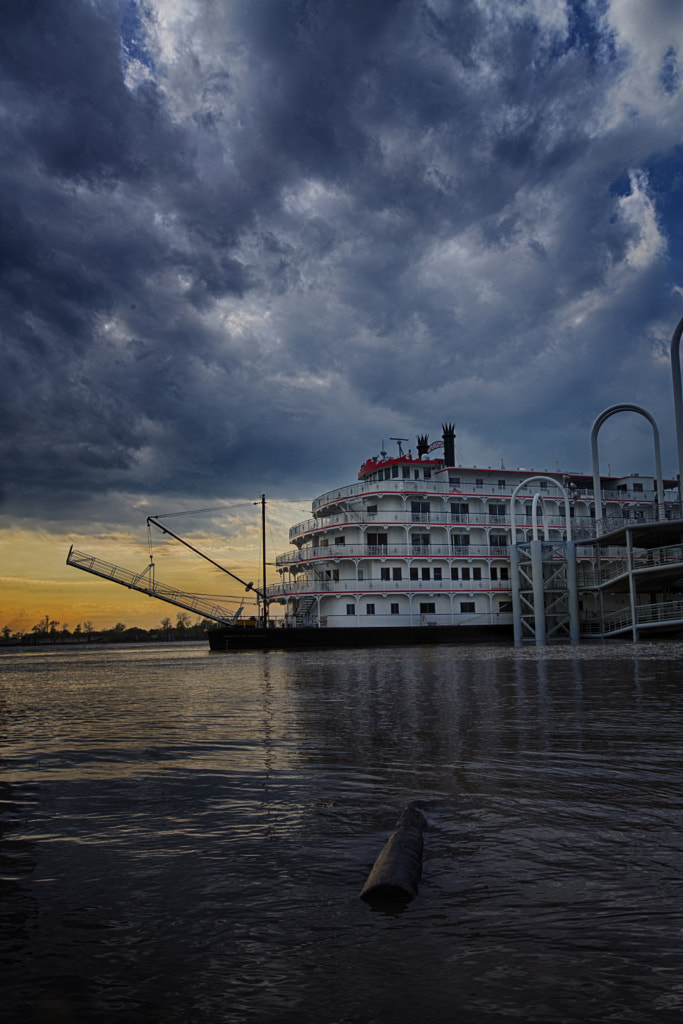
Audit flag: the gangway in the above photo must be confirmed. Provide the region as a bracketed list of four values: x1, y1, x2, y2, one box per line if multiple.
[66, 546, 242, 625]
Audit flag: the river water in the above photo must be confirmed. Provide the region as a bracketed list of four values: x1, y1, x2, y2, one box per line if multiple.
[2, 640, 683, 1023]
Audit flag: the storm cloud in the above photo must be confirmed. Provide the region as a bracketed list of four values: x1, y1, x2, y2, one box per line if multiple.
[2, 0, 683, 530]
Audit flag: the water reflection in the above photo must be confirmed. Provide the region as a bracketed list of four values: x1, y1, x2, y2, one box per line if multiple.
[1, 641, 683, 1022]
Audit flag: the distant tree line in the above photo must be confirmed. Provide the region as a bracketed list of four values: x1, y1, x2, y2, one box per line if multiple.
[0, 611, 213, 646]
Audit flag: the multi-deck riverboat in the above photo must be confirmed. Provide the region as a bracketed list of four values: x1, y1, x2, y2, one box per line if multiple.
[207, 425, 676, 650]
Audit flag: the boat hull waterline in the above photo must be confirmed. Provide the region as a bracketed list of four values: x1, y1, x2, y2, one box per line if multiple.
[207, 622, 513, 651]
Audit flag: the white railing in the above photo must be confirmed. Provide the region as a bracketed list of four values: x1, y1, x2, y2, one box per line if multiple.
[277, 541, 632, 567]
[276, 542, 517, 564]
[295, 610, 514, 629]
[294, 504, 681, 543]
[577, 541, 683, 588]
[66, 548, 239, 624]
[267, 578, 512, 597]
[289, 511, 599, 541]
[581, 599, 683, 635]
[312, 477, 668, 513]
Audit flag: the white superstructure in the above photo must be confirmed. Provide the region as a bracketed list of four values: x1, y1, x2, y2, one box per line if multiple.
[267, 427, 677, 633]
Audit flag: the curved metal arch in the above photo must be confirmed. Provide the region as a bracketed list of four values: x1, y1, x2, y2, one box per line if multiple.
[670, 315, 683, 500]
[590, 404, 664, 530]
[510, 475, 573, 542]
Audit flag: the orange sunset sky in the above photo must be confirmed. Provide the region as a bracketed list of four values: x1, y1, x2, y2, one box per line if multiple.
[1, 505, 296, 635]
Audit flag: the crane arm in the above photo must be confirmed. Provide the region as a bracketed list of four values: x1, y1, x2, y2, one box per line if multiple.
[146, 516, 264, 599]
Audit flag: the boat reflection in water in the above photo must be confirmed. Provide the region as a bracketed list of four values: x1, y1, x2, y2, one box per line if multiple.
[3, 640, 683, 1022]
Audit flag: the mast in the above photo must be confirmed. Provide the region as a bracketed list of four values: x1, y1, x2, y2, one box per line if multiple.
[261, 494, 268, 626]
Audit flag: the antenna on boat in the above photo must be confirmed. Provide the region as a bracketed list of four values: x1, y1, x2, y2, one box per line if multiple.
[390, 437, 409, 457]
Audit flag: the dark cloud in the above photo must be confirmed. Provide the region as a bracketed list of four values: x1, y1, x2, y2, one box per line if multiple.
[1, 0, 683, 532]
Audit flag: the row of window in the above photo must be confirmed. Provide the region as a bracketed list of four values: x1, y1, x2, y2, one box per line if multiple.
[347, 532, 510, 547]
[367, 466, 434, 481]
[366, 470, 561, 488]
[376, 566, 509, 581]
[346, 601, 477, 615]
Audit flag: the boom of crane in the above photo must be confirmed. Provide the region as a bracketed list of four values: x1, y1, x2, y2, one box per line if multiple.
[65, 515, 265, 626]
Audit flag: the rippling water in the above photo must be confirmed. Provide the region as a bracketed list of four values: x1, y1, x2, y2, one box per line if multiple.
[2, 639, 683, 1023]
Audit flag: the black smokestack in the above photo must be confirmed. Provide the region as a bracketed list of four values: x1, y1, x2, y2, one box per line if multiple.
[442, 422, 455, 467]
[416, 434, 429, 458]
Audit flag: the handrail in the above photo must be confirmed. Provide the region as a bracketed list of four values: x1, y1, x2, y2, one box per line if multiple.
[311, 477, 667, 511]
[66, 547, 240, 625]
[267, 578, 512, 597]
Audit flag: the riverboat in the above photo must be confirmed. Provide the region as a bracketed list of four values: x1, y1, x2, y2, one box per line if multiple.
[207, 425, 676, 650]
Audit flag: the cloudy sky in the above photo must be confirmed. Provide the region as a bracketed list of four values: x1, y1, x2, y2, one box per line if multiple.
[2, 0, 683, 630]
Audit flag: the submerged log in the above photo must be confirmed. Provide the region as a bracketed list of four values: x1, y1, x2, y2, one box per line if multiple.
[359, 804, 427, 902]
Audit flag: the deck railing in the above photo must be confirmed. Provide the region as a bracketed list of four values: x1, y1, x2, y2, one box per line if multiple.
[312, 477, 668, 510]
[267, 578, 512, 597]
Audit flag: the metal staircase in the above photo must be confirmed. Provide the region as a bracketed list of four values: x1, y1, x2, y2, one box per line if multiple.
[295, 595, 318, 627]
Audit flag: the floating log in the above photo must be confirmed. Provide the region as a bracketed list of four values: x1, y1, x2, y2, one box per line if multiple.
[359, 804, 427, 902]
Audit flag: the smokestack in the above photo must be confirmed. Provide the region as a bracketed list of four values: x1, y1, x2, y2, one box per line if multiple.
[416, 434, 429, 458]
[442, 422, 455, 467]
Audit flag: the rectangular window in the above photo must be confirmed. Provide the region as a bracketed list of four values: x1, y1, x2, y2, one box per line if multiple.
[433, 567, 442, 581]
[366, 604, 375, 615]
[411, 501, 430, 520]
[475, 478, 484, 486]
[420, 602, 436, 614]
[461, 567, 470, 581]
[473, 567, 481, 580]
[391, 603, 399, 615]
[402, 466, 410, 478]
[414, 470, 420, 479]
[392, 567, 402, 581]
[424, 469, 431, 479]
[367, 533, 388, 548]
[346, 604, 355, 615]
[497, 479, 506, 488]
[451, 502, 469, 517]
[392, 465, 399, 477]
[460, 601, 475, 613]
[335, 536, 345, 546]
[450, 476, 460, 486]
[490, 534, 508, 547]
[412, 533, 430, 547]
[451, 534, 469, 547]
[384, 468, 391, 480]
[410, 567, 419, 580]
[491, 567, 498, 580]
[421, 568, 430, 580]
[633, 482, 643, 492]
[451, 567, 459, 580]
[367, 505, 377, 516]
[380, 568, 390, 581]
[500, 567, 509, 580]
[489, 503, 506, 517]
[357, 569, 364, 581]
